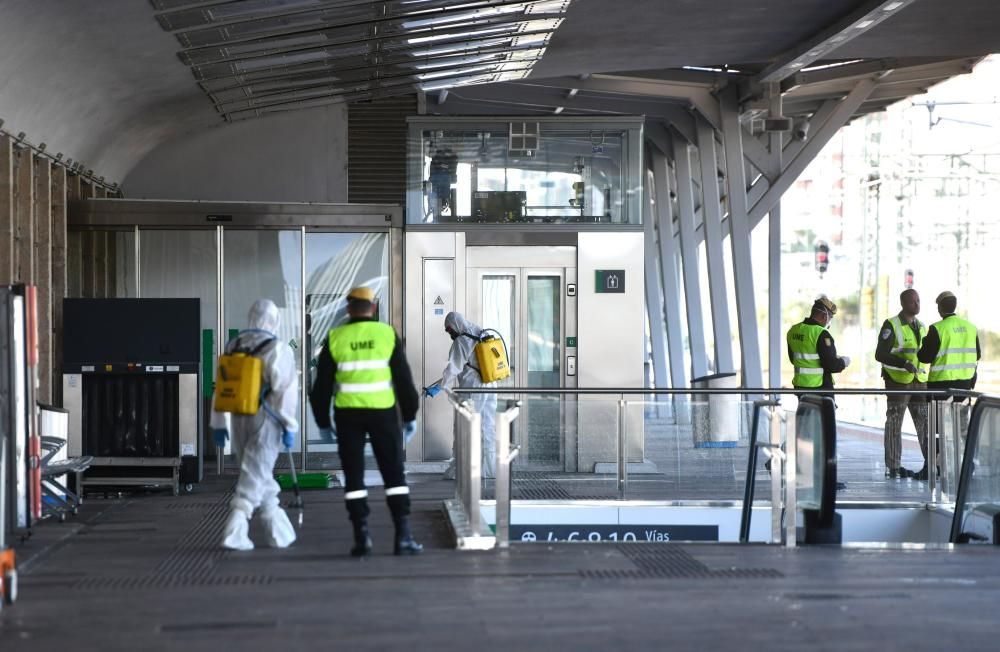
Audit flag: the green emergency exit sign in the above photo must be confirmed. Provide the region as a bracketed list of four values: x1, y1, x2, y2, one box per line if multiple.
[595, 269, 625, 293]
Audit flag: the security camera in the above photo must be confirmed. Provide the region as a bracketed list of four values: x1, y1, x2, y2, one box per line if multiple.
[792, 118, 810, 142]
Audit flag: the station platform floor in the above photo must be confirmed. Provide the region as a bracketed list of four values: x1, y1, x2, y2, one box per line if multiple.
[3, 471, 1000, 651]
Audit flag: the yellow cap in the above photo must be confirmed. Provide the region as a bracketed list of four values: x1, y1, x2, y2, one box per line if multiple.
[935, 291, 955, 304]
[814, 296, 837, 316]
[347, 287, 376, 303]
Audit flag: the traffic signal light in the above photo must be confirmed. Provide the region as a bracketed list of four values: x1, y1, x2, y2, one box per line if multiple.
[814, 240, 830, 274]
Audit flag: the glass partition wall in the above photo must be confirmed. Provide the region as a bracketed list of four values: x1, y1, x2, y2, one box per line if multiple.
[407, 116, 644, 225]
[68, 202, 401, 471]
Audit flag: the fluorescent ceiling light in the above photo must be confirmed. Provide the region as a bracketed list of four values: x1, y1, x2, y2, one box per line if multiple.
[418, 63, 498, 79]
[526, 1, 571, 14]
[681, 65, 743, 73]
[854, 19, 875, 29]
[421, 74, 495, 91]
[882, 2, 905, 10]
[411, 53, 501, 69]
[401, 4, 527, 29]
[407, 26, 516, 44]
[800, 59, 864, 72]
[406, 36, 512, 57]
[511, 33, 551, 46]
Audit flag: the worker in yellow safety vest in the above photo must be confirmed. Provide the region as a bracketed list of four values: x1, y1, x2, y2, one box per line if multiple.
[786, 296, 851, 390]
[916, 290, 982, 481]
[874, 289, 929, 479]
[918, 291, 981, 392]
[309, 287, 422, 557]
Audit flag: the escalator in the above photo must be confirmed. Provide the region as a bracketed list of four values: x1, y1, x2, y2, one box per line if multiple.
[742, 392, 1000, 546]
[950, 395, 1000, 544]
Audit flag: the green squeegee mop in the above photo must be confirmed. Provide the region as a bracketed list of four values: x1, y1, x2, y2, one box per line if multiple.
[276, 451, 334, 504]
[276, 470, 333, 490]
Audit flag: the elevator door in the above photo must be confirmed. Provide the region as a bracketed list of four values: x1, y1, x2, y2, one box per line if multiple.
[466, 247, 576, 471]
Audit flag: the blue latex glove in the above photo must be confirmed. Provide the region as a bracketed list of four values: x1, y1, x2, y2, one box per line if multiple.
[282, 430, 296, 451]
[402, 420, 417, 445]
[424, 383, 442, 398]
[319, 427, 336, 443]
[212, 428, 229, 448]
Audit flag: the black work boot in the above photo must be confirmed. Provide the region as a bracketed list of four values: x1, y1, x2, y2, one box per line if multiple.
[350, 521, 373, 557]
[393, 517, 423, 556]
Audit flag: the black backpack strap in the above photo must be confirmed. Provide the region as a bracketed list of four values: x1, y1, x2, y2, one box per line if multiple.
[230, 332, 278, 356]
[459, 332, 481, 372]
[249, 337, 277, 357]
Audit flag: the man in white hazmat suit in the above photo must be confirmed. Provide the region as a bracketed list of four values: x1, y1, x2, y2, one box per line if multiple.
[425, 311, 497, 479]
[211, 299, 298, 551]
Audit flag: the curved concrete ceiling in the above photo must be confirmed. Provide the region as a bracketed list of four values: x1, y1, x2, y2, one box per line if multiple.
[2, 0, 998, 184]
[0, 0, 215, 182]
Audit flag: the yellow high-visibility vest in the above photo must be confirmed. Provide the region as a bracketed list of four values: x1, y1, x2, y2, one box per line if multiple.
[787, 322, 825, 388]
[928, 315, 977, 383]
[329, 321, 396, 409]
[881, 316, 929, 384]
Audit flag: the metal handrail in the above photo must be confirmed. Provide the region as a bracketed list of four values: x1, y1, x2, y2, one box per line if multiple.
[494, 400, 521, 549]
[447, 390, 482, 536]
[444, 381, 983, 548]
[740, 399, 780, 543]
[444, 389, 520, 550]
[451, 386, 981, 397]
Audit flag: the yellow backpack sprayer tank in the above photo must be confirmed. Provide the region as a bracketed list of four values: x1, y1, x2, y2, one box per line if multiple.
[214, 338, 276, 415]
[470, 329, 510, 383]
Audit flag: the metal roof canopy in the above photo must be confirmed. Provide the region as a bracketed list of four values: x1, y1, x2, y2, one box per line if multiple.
[150, 0, 1000, 123]
[152, 0, 573, 121]
[2, 0, 998, 181]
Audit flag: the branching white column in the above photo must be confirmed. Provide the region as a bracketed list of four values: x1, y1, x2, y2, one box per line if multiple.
[695, 119, 735, 374]
[673, 137, 708, 379]
[651, 150, 688, 390]
[768, 85, 784, 390]
[721, 87, 764, 387]
[642, 165, 670, 390]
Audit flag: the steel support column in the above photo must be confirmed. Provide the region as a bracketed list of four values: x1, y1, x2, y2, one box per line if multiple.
[673, 136, 709, 379]
[767, 85, 784, 390]
[749, 79, 878, 225]
[651, 150, 687, 390]
[721, 87, 763, 387]
[642, 165, 670, 391]
[696, 118, 735, 374]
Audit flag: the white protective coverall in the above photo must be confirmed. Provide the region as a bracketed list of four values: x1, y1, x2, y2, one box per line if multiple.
[441, 312, 497, 479]
[211, 299, 299, 550]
